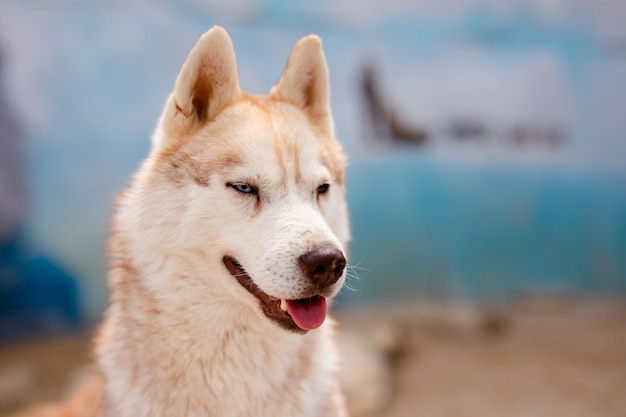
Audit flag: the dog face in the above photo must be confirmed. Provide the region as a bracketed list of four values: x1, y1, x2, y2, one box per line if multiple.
[119, 27, 350, 334]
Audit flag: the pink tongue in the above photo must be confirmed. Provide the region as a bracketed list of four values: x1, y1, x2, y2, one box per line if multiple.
[285, 296, 327, 330]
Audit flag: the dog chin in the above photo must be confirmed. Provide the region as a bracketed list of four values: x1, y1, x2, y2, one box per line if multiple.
[223, 256, 329, 333]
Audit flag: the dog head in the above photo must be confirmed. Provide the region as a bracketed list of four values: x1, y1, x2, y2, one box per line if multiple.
[118, 26, 350, 334]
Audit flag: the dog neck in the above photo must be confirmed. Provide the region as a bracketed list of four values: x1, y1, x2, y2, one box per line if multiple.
[95, 243, 342, 417]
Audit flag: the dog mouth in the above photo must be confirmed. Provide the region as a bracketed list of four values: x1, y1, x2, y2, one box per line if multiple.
[223, 256, 327, 334]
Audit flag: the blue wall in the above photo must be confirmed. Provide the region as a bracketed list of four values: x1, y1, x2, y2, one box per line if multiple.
[346, 154, 626, 304]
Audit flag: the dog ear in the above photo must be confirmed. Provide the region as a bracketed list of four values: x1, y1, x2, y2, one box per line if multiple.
[156, 26, 241, 148]
[270, 35, 334, 137]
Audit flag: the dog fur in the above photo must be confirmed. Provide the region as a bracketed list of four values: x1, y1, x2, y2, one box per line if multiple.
[11, 26, 350, 417]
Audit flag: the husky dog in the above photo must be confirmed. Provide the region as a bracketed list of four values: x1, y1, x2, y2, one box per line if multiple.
[12, 26, 350, 417]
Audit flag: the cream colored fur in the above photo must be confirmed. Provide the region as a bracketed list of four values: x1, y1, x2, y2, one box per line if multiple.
[12, 26, 350, 417]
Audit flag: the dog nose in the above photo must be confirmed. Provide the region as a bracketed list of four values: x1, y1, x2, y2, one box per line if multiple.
[299, 246, 346, 288]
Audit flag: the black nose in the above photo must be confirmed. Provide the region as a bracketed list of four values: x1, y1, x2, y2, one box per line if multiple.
[299, 245, 346, 288]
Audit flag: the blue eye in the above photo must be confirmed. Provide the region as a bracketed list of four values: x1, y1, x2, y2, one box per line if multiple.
[229, 182, 256, 194]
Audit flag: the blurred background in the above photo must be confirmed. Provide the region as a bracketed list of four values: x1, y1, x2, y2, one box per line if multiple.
[0, 1, 625, 416]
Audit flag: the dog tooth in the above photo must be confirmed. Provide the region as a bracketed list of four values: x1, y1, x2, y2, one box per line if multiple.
[280, 299, 288, 312]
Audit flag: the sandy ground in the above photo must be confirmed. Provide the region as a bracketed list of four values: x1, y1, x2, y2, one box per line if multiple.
[0, 298, 625, 417]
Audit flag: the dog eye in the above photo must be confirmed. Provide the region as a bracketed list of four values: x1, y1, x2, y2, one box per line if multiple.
[316, 183, 330, 195]
[228, 182, 257, 194]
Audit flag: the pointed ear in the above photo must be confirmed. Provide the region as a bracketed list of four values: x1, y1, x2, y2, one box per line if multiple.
[270, 35, 334, 136]
[157, 26, 240, 148]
